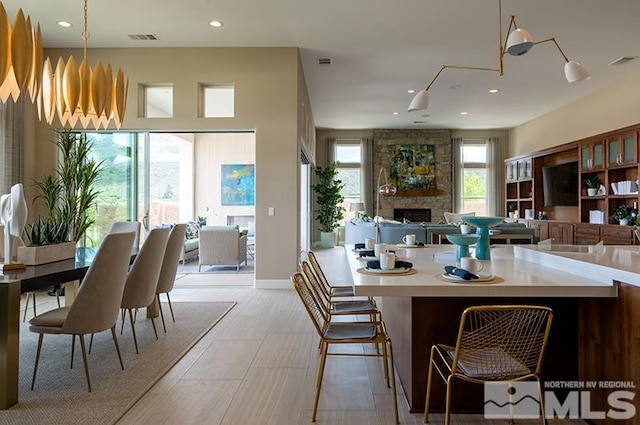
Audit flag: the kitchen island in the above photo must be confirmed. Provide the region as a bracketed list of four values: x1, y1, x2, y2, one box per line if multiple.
[345, 243, 632, 421]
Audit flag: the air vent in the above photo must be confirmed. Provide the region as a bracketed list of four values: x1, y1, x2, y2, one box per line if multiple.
[609, 56, 637, 66]
[318, 58, 332, 66]
[128, 33, 160, 41]
[413, 120, 428, 124]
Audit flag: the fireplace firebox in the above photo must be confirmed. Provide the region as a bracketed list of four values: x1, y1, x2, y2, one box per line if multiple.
[394, 208, 431, 223]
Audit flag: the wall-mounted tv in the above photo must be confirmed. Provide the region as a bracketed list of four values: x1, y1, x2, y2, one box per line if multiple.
[542, 161, 579, 206]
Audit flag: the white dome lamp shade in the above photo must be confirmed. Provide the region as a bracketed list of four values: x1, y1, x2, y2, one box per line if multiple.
[564, 60, 590, 83]
[407, 88, 430, 112]
[506, 28, 534, 56]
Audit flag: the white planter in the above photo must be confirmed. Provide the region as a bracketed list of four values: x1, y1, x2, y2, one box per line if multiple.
[587, 188, 598, 196]
[17, 241, 76, 265]
[320, 231, 337, 248]
[619, 219, 629, 226]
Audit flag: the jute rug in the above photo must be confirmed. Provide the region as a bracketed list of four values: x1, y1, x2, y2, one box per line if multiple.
[177, 257, 254, 275]
[0, 301, 236, 425]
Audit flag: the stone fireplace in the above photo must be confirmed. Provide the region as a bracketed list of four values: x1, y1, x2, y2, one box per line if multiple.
[373, 129, 453, 223]
[394, 208, 431, 223]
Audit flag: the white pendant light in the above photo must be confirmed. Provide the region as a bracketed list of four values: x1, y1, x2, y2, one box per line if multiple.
[564, 60, 590, 83]
[407, 88, 429, 112]
[506, 28, 534, 56]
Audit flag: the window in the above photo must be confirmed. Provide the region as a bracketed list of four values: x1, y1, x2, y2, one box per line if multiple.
[334, 141, 362, 223]
[200, 84, 234, 117]
[459, 140, 488, 215]
[142, 85, 173, 118]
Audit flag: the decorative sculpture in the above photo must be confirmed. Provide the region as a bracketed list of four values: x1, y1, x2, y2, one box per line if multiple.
[0, 183, 28, 270]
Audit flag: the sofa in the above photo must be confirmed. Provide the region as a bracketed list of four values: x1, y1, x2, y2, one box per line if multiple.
[180, 222, 201, 263]
[198, 225, 247, 271]
[344, 218, 536, 245]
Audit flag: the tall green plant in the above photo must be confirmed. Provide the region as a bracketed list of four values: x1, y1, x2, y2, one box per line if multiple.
[31, 129, 103, 245]
[311, 163, 345, 232]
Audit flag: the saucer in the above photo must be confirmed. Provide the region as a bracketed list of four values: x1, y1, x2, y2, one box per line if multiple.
[441, 272, 495, 282]
[396, 243, 422, 248]
[365, 267, 411, 274]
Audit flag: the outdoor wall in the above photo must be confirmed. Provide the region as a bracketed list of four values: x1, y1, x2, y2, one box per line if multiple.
[28, 47, 305, 288]
[510, 72, 640, 156]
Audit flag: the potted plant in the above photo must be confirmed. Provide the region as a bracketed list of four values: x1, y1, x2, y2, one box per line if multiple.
[18, 130, 103, 265]
[609, 204, 631, 226]
[197, 215, 207, 226]
[311, 162, 345, 248]
[584, 175, 600, 196]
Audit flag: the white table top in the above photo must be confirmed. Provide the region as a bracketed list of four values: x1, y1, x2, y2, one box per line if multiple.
[346, 244, 618, 298]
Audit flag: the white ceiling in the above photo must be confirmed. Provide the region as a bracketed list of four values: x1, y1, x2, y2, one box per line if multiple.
[4, 0, 640, 130]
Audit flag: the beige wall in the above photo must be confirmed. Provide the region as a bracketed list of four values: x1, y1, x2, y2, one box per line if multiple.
[27, 47, 306, 287]
[510, 72, 640, 156]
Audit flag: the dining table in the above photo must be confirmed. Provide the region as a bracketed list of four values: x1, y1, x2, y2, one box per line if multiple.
[345, 243, 619, 412]
[0, 248, 135, 409]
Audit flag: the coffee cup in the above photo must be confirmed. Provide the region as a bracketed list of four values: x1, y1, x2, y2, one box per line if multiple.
[460, 256, 483, 274]
[365, 237, 376, 250]
[374, 243, 387, 258]
[380, 252, 396, 270]
[402, 234, 417, 245]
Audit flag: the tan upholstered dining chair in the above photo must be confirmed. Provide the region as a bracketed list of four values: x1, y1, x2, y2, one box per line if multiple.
[156, 223, 187, 332]
[108, 220, 141, 250]
[29, 231, 136, 392]
[424, 305, 554, 425]
[291, 272, 399, 424]
[120, 227, 170, 354]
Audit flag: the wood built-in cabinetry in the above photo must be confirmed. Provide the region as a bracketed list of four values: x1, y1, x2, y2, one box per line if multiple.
[506, 124, 640, 245]
[505, 157, 533, 218]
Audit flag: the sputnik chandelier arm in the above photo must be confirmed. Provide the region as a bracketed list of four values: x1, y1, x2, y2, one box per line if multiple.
[408, 0, 589, 112]
[375, 167, 397, 242]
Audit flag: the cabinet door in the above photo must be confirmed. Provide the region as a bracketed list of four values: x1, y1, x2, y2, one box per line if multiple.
[580, 142, 602, 170]
[622, 132, 638, 164]
[607, 136, 621, 167]
[518, 158, 532, 180]
[505, 161, 517, 181]
[529, 220, 549, 241]
[549, 222, 574, 244]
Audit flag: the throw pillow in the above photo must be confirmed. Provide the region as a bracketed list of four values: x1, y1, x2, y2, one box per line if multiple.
[444, 212, 476, 224]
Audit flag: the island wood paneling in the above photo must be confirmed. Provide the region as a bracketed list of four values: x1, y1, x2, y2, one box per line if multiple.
[579, 281, 640, 425]
[380, 296, 579, 413]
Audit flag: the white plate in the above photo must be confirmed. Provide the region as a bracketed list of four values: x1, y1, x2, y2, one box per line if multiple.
[366, 267, 411, 274]
[441, 272, 495, 282]
[396, 244, 422, 248]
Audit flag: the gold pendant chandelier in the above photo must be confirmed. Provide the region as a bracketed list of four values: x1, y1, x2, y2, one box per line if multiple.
[41, 0, 128, 129]
[0, 3, 43, 104]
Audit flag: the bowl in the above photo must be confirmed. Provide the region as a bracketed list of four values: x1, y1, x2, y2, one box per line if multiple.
[461, 216, 504, 228]
[445, 233, 481, 246]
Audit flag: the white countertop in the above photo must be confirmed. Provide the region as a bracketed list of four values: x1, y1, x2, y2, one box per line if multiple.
[346, 244, 618, 298]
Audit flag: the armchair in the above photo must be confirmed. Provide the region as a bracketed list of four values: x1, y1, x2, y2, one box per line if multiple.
[198, 226, 247, 272]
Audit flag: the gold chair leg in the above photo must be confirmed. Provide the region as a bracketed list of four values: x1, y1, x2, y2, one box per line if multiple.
[23, 293, 33, 322]
[111, 326, 125, 370]
[150, 316, 158, 340]
[444, 375, 454, 425]
[312, 341, 328, 422]
[381, 341, 390, 388]
[387, 340, 399, 425]
[70, 335, 76, 369]
[166, 293, 175, 322]
[127, 309, 140, 354]
[157, 294, 167, 333]
[424, 347, 436, 423]
[78, 334, 92, 392]
[30, 333, 44, 390]
[537, 377, 547, 425]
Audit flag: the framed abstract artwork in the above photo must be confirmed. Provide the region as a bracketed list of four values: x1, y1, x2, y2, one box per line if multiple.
[388, 144, 439, 196]
[221, 164, 255, 205]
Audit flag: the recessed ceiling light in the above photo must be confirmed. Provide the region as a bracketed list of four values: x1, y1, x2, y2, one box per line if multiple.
[407, 89, 416, 94]
[489, 89, 499, 93]
[460, 111, 468, 115]
[392, 112, 399, 116]
[57, 21, 72, 28]
[209, 20, 223, 28]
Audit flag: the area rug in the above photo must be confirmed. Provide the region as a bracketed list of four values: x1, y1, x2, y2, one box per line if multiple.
[0, 301, 236, 425]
